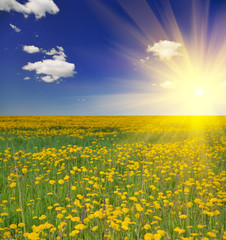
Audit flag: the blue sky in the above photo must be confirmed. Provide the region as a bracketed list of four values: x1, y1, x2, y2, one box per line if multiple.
[0, 0, 225, 115]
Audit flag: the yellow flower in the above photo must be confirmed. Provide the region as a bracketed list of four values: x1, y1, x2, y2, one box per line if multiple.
[39, 215, 46, 220]
[18, 222, 25, 228]
[1, 212, 8, 216]
[10, 182, 16, 188]
[27, 232, 39, 239]
[3, 232, 11, 238]
[71, 186, 76, 191]
[187, 202, 193, 208]
[22, 168, 28, 173]
[122, 224, 129, 230]
[153, 233, 162, 240]
[49, 180, 56, 185]
[174, 227, 185, 234]
[64, 175, 70, 180]
[74, 224, 86, 230]
[92, 226, 98, 231]
[157, 230, 165, 236]
[198, 225, 206, 229]
[153, 216, 162, 221]
[143, 224, 151, 230]
[135, 203, 143, 212]
[129, 196, 137, 201]
[70, 230, 79, 236]
[207, 232, 216, 238]
[210, 198, 218, 203]
[57, 213, 64, 219]
[179, 214, 187, 219]
[214, 210, 220, 215]
[144, 233, 154, 240]
[10, 224, 17, 229]
[71, 217, 80, 222]
[58, 179, 64, 184]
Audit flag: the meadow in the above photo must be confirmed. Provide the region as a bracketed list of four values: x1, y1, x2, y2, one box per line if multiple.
[0, 116, 225, 240]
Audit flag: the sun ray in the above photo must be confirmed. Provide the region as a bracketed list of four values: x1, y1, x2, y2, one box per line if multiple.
[93, 0, 226, 115]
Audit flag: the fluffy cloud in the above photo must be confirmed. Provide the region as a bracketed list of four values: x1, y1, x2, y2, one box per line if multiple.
[23, 45, 40, 53]
[24, 77, 30, 80]
[22, 46, 76, 83]
[0, 0, 59, 19]
[147, 40, 182, 61]
[10, 23, 21, 32]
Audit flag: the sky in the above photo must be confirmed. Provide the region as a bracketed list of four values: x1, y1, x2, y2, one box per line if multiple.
[0, 0, 226, 115]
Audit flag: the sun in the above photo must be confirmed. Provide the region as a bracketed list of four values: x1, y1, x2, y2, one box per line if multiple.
[115, 0, 226, 114]
[195, 88, 204, 96]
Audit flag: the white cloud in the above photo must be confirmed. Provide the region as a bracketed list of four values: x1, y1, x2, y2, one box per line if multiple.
[0, 0, 59, 19]
[140, 58, 145, 64]
[160, 81, 175, 88]
[23, 45, 40, 53]
[147, 40, 182, 61]
[22, 46, 76, 83]
[24, 77, 30, 80]
[10, 23, 21, 32]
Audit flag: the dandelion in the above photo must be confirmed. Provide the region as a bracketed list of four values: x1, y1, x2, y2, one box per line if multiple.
[22, 168, 28, 173]
[207, 232, 216, 238]
[18, 222, 25, 228]
[39, 215, 46, 220]
[57, 214, 64, 219]
[49, 180, 56, 185]
[187, 202, 193, 208]
[10, 182, 16, 188]
[143, 224, 151, 230]
[198, 225, 206, 229]
[70, 230, 80, 236]
[129, 196, 137, 201]
[144, 233, 154, 240]
[3, 232, 11, 238]
[135, 203, 143, 212]
[174, 227, 185, 234]
[10, 224, 17, 229]
[1, 213, 8, 216]
[92, 226, 98, 231]
[74, 224, 86, 230]
[153, 233, 162, 240]
[58, 179, 64, 184]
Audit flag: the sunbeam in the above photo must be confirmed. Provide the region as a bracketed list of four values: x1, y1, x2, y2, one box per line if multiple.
[94, 0, 226, 115]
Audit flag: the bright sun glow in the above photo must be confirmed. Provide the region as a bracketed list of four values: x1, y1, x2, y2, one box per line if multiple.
[195, 88, 204, 96]
[113, 0, 226, 114]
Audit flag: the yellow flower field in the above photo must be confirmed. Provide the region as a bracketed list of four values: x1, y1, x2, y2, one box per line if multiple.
[0, 116, 225, 239]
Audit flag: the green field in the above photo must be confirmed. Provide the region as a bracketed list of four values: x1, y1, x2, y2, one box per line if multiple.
[0, 116, 225, 239]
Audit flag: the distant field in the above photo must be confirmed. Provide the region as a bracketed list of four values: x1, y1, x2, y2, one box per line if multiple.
[0, 116, 225, 239]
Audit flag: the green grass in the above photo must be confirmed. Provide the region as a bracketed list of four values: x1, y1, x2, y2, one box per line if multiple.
[0, 116, 225, 239]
